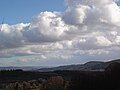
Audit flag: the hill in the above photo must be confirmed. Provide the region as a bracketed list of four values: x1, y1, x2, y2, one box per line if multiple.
[39, 59, 120, 72]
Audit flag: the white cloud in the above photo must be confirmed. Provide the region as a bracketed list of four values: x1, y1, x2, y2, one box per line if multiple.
[0, 0, 120, 66]
[18, 59, 29, 63]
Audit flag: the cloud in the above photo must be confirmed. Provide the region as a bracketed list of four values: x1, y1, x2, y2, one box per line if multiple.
[0, 0, 120, 66]
[17, 59, 29, 63]
[0, 23, 29, 49]
[23, 12, 71, 43]
[64, 0, 120, 26]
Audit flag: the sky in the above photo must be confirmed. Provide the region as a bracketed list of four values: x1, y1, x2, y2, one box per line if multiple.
[0, 0, 65, 24]
[0, 0, 120, 66]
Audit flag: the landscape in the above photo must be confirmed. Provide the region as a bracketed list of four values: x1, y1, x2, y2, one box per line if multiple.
[0, 0, 120, 90]
[0, 59, 120, 90]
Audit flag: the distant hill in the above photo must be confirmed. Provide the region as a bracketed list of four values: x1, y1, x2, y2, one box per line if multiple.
[1, 59, 120, 72]
[38, 59, 120, 72]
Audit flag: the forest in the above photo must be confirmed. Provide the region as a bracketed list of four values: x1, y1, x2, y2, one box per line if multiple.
[0, 62, 120, 90]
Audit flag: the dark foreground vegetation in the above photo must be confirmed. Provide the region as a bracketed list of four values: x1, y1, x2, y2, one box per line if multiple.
[0, 62, 120, 90]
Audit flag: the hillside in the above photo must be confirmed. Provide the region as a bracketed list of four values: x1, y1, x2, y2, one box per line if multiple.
[39, 59, 120, 72]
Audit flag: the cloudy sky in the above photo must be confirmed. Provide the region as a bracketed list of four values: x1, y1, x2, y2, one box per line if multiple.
[0, 0, 120, 66]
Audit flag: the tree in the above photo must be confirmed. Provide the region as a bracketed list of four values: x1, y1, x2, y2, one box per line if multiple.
[40, 76, 68, 90]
